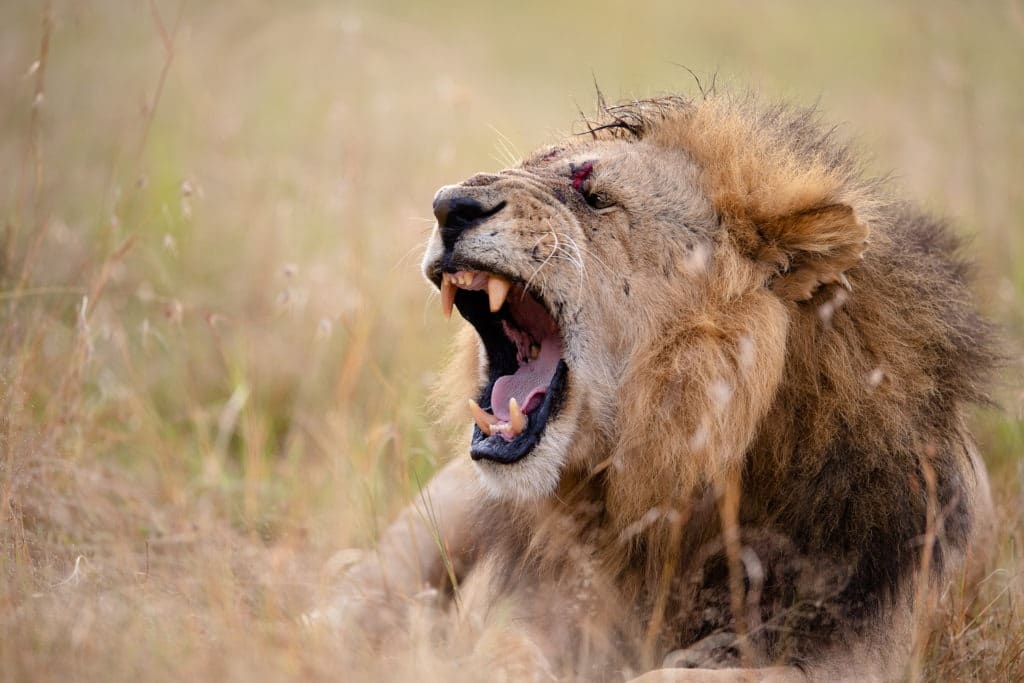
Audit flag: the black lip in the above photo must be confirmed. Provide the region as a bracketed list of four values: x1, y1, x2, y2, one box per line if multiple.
[470, 360, 568, 464]
[448, 286, 569, 465]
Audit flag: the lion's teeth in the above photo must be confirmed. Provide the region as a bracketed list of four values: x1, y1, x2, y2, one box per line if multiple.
[487, 275, 511, 313]
[508, 397, 526, 435]
[468, 399, 497, 435]
[441, 276, 456, 320]
[529, 344, 540, 361]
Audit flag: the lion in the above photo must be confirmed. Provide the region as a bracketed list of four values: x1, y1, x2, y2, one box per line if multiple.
[326, 93, 998, 681]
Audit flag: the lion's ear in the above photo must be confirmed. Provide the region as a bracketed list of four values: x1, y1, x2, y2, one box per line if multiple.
[751, 203, 869, 301]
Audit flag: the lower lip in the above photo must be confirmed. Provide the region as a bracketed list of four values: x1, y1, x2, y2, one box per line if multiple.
[469, 360, 568, 464]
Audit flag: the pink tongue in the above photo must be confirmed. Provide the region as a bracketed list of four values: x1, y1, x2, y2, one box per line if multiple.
[491, 334, 563, 421]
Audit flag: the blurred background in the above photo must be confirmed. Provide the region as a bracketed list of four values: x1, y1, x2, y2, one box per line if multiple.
[1, 1, 1022, 680]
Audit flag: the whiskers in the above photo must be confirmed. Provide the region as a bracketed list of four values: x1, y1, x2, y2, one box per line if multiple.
[525, 229, 561, 298]
[526, 223, 615, 303]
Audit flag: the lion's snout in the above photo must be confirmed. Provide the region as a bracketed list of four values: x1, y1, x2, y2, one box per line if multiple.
[432, 185, 507, 252]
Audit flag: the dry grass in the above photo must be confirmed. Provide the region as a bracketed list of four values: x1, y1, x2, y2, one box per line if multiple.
[1, 1, 1022, 681]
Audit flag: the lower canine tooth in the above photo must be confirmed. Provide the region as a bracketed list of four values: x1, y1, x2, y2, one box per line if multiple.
[468, 399, 498, 435]
[487, 275, 511, 313]
[508, 397, 526, 435]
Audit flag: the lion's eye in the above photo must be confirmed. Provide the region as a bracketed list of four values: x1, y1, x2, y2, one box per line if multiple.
[581, 188, 614, 211]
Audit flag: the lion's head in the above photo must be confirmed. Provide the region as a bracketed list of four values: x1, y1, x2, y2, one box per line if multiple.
[421, 95, 979, 515]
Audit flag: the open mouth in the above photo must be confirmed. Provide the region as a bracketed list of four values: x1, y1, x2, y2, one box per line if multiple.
[439, 270, 568, 464]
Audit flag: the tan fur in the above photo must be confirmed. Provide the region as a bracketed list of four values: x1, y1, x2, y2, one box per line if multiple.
[325, 93, 997, 681]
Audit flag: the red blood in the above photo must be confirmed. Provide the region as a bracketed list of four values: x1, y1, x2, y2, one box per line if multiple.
[571, 161, 594, 190]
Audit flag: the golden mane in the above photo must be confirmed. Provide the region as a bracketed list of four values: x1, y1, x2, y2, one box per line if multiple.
[578, 95, 994, 574]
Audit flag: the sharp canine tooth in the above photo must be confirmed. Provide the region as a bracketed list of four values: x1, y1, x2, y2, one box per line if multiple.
[468, 399, 498, 435]
[487, 275, 511, 313]
[508, 397, 526, 435]
[441, 277, 456, 320]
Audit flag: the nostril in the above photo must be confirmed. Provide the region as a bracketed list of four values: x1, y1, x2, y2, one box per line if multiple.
[433, 190, 507, 250]
[436, 191, 507, 236]
[434, 196, 490, 230]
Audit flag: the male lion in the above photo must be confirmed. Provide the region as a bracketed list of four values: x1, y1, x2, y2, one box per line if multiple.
[330, 94, 997, 681]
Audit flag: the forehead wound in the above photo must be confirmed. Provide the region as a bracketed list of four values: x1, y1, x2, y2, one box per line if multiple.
[570, 161, 594, 190]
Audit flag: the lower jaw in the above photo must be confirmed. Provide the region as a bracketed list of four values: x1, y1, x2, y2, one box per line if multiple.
[469, 360, 569, 464]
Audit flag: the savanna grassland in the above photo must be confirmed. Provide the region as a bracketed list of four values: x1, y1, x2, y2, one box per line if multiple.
[1, 1, 1022, 681]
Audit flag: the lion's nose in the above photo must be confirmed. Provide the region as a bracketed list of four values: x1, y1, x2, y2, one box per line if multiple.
[433, 194, 489, 230]
[433, 186, 506, 250]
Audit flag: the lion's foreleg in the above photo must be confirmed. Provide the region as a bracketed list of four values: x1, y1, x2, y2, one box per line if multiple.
[313, 458, 482, 629]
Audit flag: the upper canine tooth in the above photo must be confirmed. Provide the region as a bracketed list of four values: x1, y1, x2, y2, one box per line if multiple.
[441, 277, 456, 320]
[468, 399, 498, 435]
[487, 275, 511, 313]
[508, 397, 526, 435]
